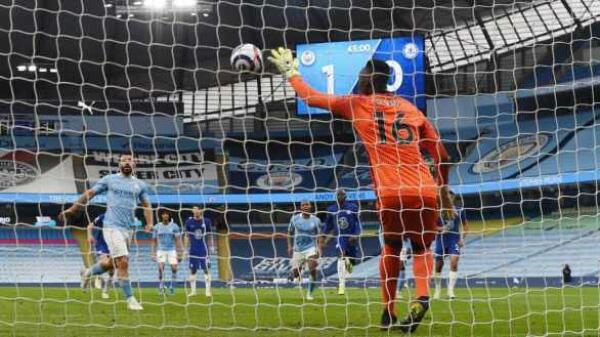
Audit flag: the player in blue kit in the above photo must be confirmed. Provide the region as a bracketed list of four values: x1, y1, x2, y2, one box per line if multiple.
[323, 189, 361, 295]
[86, 213, 115, 299]
[60, 154, 153, 311]
[433, 190, 468, 299]
[151, 209, 183, 295]
[288, 200, 323, 301]
[184, 206, 213, 297]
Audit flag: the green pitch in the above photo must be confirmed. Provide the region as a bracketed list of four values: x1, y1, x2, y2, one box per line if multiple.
[0, 286, 599, 336]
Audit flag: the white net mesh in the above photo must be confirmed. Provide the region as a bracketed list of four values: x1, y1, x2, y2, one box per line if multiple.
[0, 0, 599, 335]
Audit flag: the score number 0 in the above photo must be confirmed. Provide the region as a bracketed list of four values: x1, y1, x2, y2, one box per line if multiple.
[321, 60, 404, 94]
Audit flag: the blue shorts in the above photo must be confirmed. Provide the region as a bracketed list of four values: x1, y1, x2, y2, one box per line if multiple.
[189, 251, 209, 272]
[95, 235, 110, 255]
[434, 236, 460, 260]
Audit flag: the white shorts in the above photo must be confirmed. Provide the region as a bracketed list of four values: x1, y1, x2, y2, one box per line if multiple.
[291, 247, 318, 269]
[103, 227, 130, 258]
[157, 250, 178, 265]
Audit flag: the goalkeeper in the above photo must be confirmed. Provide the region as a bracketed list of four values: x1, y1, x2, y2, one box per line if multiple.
[270, 48, 452, 333]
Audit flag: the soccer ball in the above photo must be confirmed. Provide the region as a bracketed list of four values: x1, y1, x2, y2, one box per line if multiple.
[230, 43, 263, 73]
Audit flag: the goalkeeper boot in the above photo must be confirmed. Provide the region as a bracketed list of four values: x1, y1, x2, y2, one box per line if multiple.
[379, 309, 397, 330]
[337, 283, 345, 295]
[399, 296, 430, 333]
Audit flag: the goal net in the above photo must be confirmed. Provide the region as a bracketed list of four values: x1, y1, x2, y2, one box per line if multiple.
[0, 0, 599, 336]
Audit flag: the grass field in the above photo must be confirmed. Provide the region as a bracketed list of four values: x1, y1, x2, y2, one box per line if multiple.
[1, 286, 600, 337]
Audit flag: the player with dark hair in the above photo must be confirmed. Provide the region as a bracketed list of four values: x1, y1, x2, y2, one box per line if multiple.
[433, 190, 468, 299]
[288, 200, 323, 301]
[184, 206, 213, 297]
[60, 154, 153, 310]
[270, 48, 452, 332]
[151, 208, 183, 295]
[323, 189, 361, 295]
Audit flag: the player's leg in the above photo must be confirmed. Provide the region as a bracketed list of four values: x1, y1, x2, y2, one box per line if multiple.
[398, 200, 437, 333]
[396, 260, 406, 299]
[105, 228, 142, 310]
[157, 261, 165, 294]
[433, 238, 445, 300]
[337, 248, 346, 295]
[188, 257, 199, 296]
[306, 254, 318, 300]
[168, 251, 178, 295]
[102, 265, 114, 299]
[447, 249, 460, 299]
[378, 204, 403, 329]
[201, 258, 212, 297]
[81, 253, 113, 289]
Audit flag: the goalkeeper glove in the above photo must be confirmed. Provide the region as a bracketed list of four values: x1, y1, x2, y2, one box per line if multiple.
[268, 47, 300, 78]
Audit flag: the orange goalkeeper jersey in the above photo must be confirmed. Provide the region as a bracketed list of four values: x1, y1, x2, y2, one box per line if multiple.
[289, 76, 449, 200]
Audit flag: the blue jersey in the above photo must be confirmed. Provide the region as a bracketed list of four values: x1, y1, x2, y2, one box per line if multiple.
[438, 208, 466, 241]
[93, 214, 109, 255]
[324, 201, 361, 249]
[91, 174, 151, 230]
[185, 217, 211, 256]
[288, 213, 322, 252]
[153, 221, 181, 251]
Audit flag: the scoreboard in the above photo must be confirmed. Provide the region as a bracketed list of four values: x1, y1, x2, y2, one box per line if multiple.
[296, 37, 425, 115]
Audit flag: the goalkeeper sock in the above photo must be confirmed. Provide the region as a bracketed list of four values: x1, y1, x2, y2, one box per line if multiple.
[86, 263, 107, 277]
[119, 279, 133, 299]
[448, 271, 458, 293]
[379, 244, 401, 315]
[413, 250, 434, 298]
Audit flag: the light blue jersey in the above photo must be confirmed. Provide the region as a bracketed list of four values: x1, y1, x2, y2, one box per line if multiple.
[91, 174, 151, 230]
[153, 221, 181, 251]
[288, 213, 322, 252]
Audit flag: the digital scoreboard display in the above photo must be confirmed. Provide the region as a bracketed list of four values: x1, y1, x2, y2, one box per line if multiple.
[296, 37, 425, 115]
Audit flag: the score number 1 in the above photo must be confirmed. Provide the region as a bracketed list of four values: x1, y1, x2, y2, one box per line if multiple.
[320, 60, 404, 94]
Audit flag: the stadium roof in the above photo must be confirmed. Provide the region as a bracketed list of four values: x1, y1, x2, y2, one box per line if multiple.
[0, 0, 596, 102]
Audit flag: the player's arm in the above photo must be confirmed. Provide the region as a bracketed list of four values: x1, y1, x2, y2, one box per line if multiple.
[139, 185, 154, 232]
[287, 218, 295, 257]
[150, 227, 157, 261]
[86, 220, 96, 245]
[206, 218, 216, 256]
[182, 222, 190, 253]
[418, 113, 454, 218]
[59, 189, 97, 224]
[268, 48, 354, 119]
[459, 211, 469, 246]
[175, 227, 184, 260]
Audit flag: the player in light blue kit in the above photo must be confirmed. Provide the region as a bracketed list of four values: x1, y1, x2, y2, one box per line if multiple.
[86, 213, 115, 299]
[288, 200, 322, 301]
[433, 190, 468, 299]
[323, 189, 361, 295]
[151, 209, 183, 295]
[60, 154, 153, 311]
[184, 206, 213, 297]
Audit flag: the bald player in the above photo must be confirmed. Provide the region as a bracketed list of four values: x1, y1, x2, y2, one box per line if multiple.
[270, 48, 452, 332]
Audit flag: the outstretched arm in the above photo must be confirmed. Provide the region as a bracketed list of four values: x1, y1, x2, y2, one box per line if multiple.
[269, 47, 354, 119]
